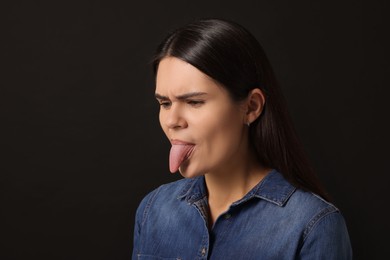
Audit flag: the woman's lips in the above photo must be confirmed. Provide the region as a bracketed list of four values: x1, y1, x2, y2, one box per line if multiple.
[170, 139, 194, 145]
[169, 140, 195, 173]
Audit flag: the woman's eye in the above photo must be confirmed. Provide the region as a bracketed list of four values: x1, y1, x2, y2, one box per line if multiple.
[159, 101, 171, 109]
[187, 100, 204, 107]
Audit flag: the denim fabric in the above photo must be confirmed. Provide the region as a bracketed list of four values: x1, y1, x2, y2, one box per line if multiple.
[132, 170, 352, 260]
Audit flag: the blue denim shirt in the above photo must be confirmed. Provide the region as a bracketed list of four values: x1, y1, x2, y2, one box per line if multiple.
[132, 170, 352, 259]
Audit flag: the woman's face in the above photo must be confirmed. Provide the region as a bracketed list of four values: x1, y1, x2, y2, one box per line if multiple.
[155, 57, 248, 178]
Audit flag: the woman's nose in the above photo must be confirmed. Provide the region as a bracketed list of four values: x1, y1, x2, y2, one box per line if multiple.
[165, 105, 187, 130]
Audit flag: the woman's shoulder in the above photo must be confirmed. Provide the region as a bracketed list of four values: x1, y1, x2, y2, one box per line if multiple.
[289, 188, 351, 256]
[148, 177, 197, 198]
[290, 187, 340, 217]
[259, 170, 339, 214]
[135, 177, 198, 212]
[262, 170, 343, 228]
[295, 184, 336, 204]
[284, 186, 348, 241]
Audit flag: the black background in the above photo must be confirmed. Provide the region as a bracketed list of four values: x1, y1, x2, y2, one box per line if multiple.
[1, 0, 388, 259]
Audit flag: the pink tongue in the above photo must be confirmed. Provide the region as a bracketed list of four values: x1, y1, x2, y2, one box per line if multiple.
[169, 144, 194, 173]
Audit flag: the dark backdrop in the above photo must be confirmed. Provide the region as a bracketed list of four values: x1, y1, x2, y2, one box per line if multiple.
[1, 0, 388, 259]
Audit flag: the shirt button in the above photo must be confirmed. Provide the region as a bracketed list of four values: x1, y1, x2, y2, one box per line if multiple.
[201, 247, 207, 256]
[224, 213, 231, 219]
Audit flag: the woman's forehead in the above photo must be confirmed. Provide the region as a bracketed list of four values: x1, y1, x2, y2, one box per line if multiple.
[155, 57, 219, 96]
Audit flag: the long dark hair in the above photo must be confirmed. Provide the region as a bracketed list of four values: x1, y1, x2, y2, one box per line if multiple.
[152, 18, 329, 201]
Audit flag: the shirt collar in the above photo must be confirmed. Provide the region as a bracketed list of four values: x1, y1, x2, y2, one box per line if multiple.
[177, 169, 296, 207]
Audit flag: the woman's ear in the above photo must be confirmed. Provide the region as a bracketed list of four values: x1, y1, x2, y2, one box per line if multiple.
[245, 88, 266, 125]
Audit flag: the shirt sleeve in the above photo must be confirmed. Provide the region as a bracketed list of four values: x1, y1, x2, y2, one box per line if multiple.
[131, 188, 160, 260]
[298, 211, 353, 260]
[132, 198, 144, 260]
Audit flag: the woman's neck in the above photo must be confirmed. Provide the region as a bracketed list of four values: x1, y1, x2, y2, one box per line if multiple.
[204, 153, 271, 227]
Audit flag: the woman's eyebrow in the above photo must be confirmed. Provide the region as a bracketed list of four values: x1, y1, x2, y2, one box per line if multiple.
[155, 93, 169, 100]
[155, 92, 208, 100]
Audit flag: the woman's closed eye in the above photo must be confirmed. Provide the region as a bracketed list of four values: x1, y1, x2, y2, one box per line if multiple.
[157, 99, 204, 109]
[187, 100, 205, 107]
[158, 100, 172, 109]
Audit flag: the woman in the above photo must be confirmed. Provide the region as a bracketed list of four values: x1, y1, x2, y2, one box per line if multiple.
[133, 18, 352, 259]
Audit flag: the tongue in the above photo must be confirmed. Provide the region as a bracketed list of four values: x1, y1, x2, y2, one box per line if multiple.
[169, 144, 194, 173]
